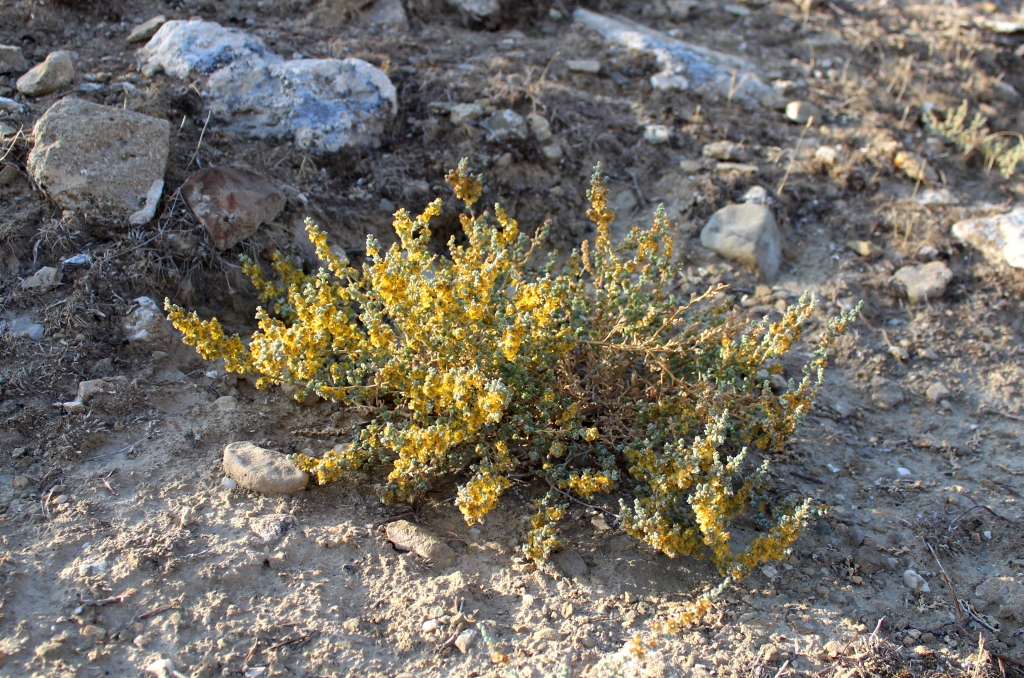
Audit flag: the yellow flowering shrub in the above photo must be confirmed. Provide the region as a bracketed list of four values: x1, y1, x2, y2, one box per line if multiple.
[167, 160, 858, 625]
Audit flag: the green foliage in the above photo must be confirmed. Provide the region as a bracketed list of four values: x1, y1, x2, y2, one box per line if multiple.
[923, 99, 1024, 178]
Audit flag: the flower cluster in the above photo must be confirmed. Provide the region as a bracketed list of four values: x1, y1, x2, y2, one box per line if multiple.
[167, 159, 858, 628]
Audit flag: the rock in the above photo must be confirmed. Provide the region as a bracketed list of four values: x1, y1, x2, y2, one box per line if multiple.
[127, 16, 167, 44]
[6, 316, 44, 340]
[785, 100, 821, 124]
[0, 45, 28, 74]
[553, 548, 588, 578]
[925, 382, 951, 403]
[124, 297, 171, 345]
[975, 576, 1024, 621]
[573, 9, 769, 108]
[62, 399, 86, 414]
[11, 476, 30, 491]
[0, 164, 23, 187]
[181, 167, 285, 250]
[28, 98, 168, 223]
[815, 146, 838, 166]
[951, 209, 1024, 269]
[541, 143, 563, 161]
[742, 185, 770, 205]
[716, 162, 759, 174]
[385, 520, 455, 567]
[893, 261, 953, 303]
[16, 51, 74, 97]
[249, 514, 296, 543]
[142, 20, 396, 153]
[854, 545, 892, 575]
[22, 266, 62, 292]
[846, 240, 883, 258]
[221, 477, 238, 490]
[81, 624, 106, 641]
[832, 399, 858, 418]
[700, 204, 782, 281]
[526, 113, 552, 142]
[667, 0, 698, 18]
[567, 59, 601, 74]
[213, 395, 238, 412]
[869, 377, 904, 409]
[77, 379, 111, 402]
[703, 140, 744, 161]
[761, 564, 779, 580]
[644, 124, 670, 144]
[35, 639, 67, 661]
[450, 0, 501, 16]
[145, 658, 177, 678]
[450, 103, 484, 125]
[533, 627, 563, 642]
[223, 441, 309, 494]
[361, 0, 409, 30]
[454, 628, 478, 653]
[847, 527, 865, 547]
[894, 151, 938, 183]
[650, 70, 689, 91]
[903, 570, 931, 592]
[480, 109, 526, 140]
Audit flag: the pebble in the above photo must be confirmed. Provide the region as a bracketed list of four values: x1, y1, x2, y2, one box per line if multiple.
[454, 628, 478, 653]
[903, 569, 931, 592]
[893, 261, 953, 303]
[553, 548, 588, 578]
[567, 59, 601, 74]
[846, 240, 883, 258]
[526, 113, 552, 142]
[145, 658, 177, 678]
[854, 545, 892, 575]
[541, 143, 563, 160]
[742, 185, 770, 205]
[124, 297, 171, 346]
[481, 109, 526, 140]
[815, 146, 838, 166]
[22, 266, 62, 292]
[897, 467, 912, 477]
[62, 400, 86, 414]
[385, 520, 455, 567]
[249, 514, 296, 543]
[181, 166, 285, 250]
[703, 140, 745, 161]
[223, 441, 309, 494]
[214, 395, 239, 412]
[81, 624, 106, 641]
[716, 162, 759, 174]
[221, 477, 238, 490]
[11, 476, 30, 490]
[449, 103, 484, 125]
[450, 0, 501, 16]
[16, 51, 74, 97]
[785, 100, 821, 124]
[761, 564, 779, 580]
[35, 639, 67, 661]
[650, 70, 689, 91]
[869, 376, 905, 410]
[0, 45, 28, 75]
[127, 15, 167, 44]
[925, 382, 951, 403]
[643, 124, 671, 145]
[700, 203, 782, 281]
[951, 208, 1024, 269]
[28, 98, 169, 224]
[894, 151, 938, 183]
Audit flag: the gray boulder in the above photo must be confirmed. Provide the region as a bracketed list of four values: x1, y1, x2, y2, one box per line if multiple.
[139, 19, 269, 78]
[28, 98, 168, 223]
[223, 442, 309, 494]
[181, 167, 285, 250]
[952, 208, 1024, 269]
[893, 261, 952, 303]
[16, 51, 74, 97]
[700, 203, 782, 281]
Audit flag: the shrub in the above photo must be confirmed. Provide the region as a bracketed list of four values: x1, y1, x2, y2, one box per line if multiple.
[922, 99, 1024, 178]
[167, 160, 857, 625]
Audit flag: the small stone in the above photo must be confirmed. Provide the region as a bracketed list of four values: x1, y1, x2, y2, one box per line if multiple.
[422, 618, 440, 633]
[971, 532, 982, 542]
[870, 377, 904, 409]
[952, 209, 1024, 269]
[643, 125, 671, 145]
[221, 477, 238, 490]
[854, 545, 892, 575]
[124, 297, 171, 346]
[480, 109, 526, 140]
[581, 633, 597, 648]
[893, 261, 953, 303]
[715, 162, 759, 174]
[35, 640, 67, 661]
[223, 441, 309, 494]
[81, 624, 106, 641]
[533, 627, 562, 642]
[761, 564, 779, 580]
[851, 575, 863, 585]
[22, 266, 62, 292]
[28, 98, 169, 223]
[921, 632, 935, 643]
[145, 658, 176, 678]
[526, 113, 552, 142]
[77, 379, 110, 402]
[917, 347, 939, 360]
[249, 514, 296, 543]
[0, 164, 23, 186]
[11, 476, 30, 491]
[567, 59, 601, 74]
[553, 548, 588, 578]
[742, 186, 770, 205]
[897, 467, 912, 477]
[127, 16, 168, 44]
[16, 51, 74, 97]
[702, 140, 744, 161]
[213, 395, 238, 412]
[894, 151, 938, 183]
[449, 0, 501, 16]
[814, 146, 838, 166]
[700, 203, 782, 281]
[541, 143, 563, 160]
[903, 569, 931, 592]
[450, 103, 484, 125]
[667, 0, 698, 17]
[0, 45, 28, 75]
[454, 628, 478, 653]
[847, 527, 865, 547]
[925, 382, 951, 403]
[846, 240, 883, 258]
[385, 520, 455, 567]
[62, 400, 86, 414]
[650, 70, 689, 91]
[785, 100, 821, 124]
[182, 167, 285, 251]
[760, 643, 780, 663]
[591, 515, 610, 531]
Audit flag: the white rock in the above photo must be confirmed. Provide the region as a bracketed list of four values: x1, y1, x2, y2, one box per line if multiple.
[925, 382, 951, 403]
[741, 185, 770, 205]
[450, 0, 501, 16]
[644, 124, 670, 144]
[703, 140, 743, 161]
[567, 59, 601, 74]
[213, 395, 238, 413]
[480, 109, 525, 140]
[223, 441, 309, 494]
[701, 203, 782, 281]
[761, 564, 779, 579]
[6, 316, 44, 340]
[28, 98, 169, 221]
[893, 261, 953, 303]
[897, 467, 912, 477]
[221, 477, 238, 490]
[951, 208, 1024, 269]
[650, 70, 689, 91]
[62, 400, 86, 414]
[140, 19, 269, 78]
[77, 379, 111, 402]
[903, 569, 930, 592]
[361, 0, 408, 30]
[422, 618, 440, 632]
[572, 9, 769, 108]
[145, 658, 176, 678]
[123, 297, 171, 346]
[785, 100, 821, 124]
[450, 103, 484, 125]
[22, 266, 62, 292]
[541, 143, 563, 160]
[814, 146, 838, 165]
[454, 628, 478, 653]
[16, 51, 74, 97]
[526, 113, 552, 142]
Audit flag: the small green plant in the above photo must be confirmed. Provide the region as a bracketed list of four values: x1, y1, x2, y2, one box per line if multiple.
[167, 160, 857, 628]
[923, 99, 1024, 178]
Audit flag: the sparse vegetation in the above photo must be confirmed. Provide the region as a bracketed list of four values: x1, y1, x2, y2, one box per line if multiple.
[923, 99, 1024, 178]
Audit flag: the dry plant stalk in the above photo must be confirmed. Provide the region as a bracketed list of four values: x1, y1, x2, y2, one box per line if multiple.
[167, 160, 858, 629]
[923, 100, 1024, 178]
